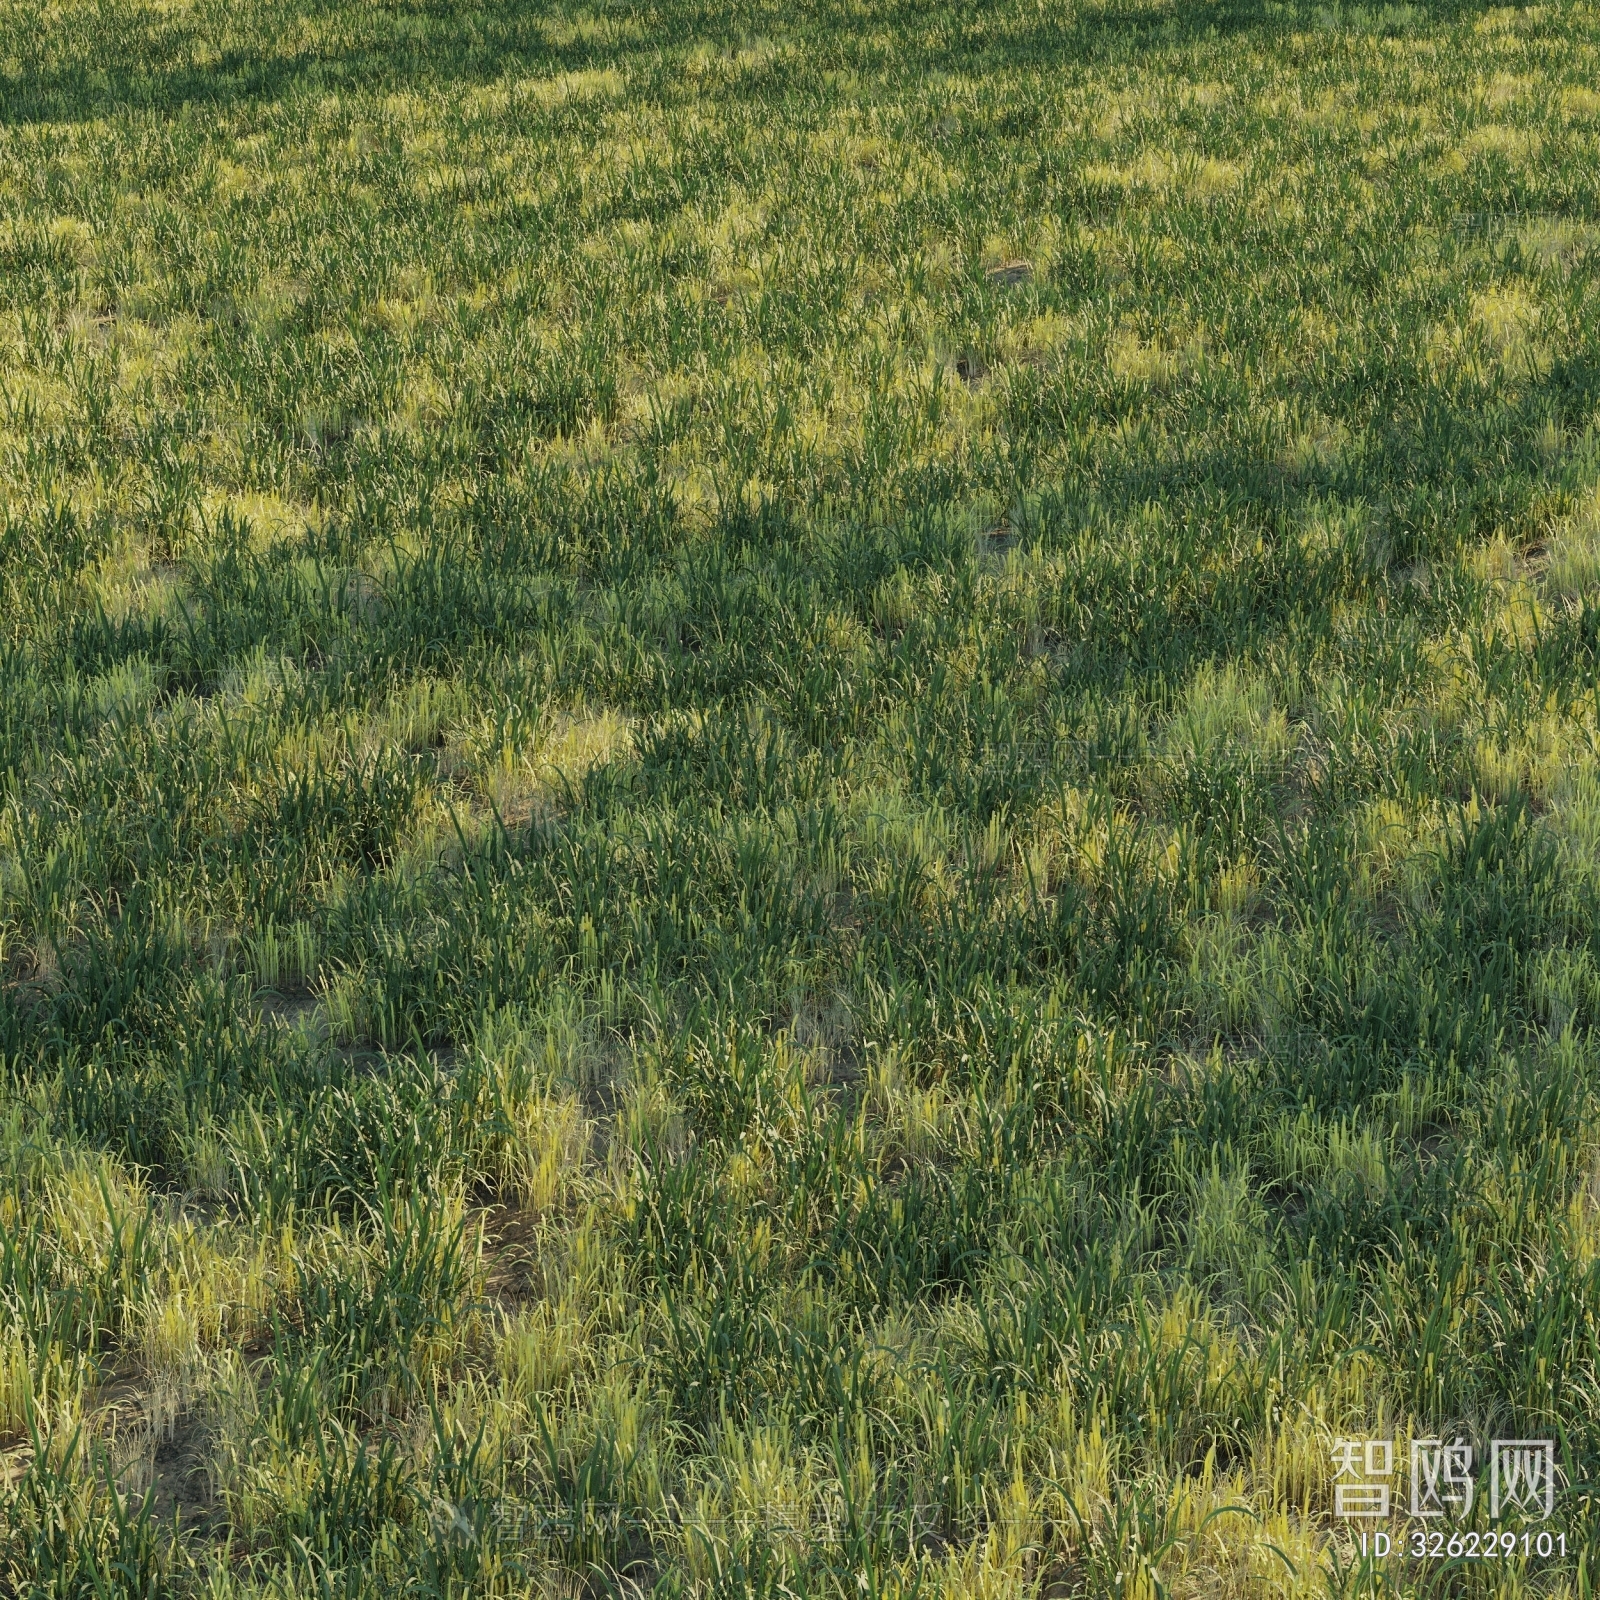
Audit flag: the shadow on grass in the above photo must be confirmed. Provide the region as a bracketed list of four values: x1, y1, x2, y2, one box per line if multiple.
[0, 0, 1492, 128]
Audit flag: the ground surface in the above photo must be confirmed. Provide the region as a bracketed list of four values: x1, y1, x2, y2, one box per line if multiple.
[3, 0, 1600, 1592]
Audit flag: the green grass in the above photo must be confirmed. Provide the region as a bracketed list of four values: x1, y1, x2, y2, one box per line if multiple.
[3, 0, 1600, 1590]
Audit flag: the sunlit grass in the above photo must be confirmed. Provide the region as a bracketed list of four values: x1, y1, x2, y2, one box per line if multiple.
[3, 0, 1600, 1590]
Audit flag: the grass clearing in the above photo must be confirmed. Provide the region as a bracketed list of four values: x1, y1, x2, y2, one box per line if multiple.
[3, 0, 1600, 1590]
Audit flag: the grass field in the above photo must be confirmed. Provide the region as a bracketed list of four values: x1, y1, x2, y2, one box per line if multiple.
[3, 0, 1600, 1590]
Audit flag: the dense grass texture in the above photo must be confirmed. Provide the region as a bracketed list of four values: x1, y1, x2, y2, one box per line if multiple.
[3, 0, 1600, 1590]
